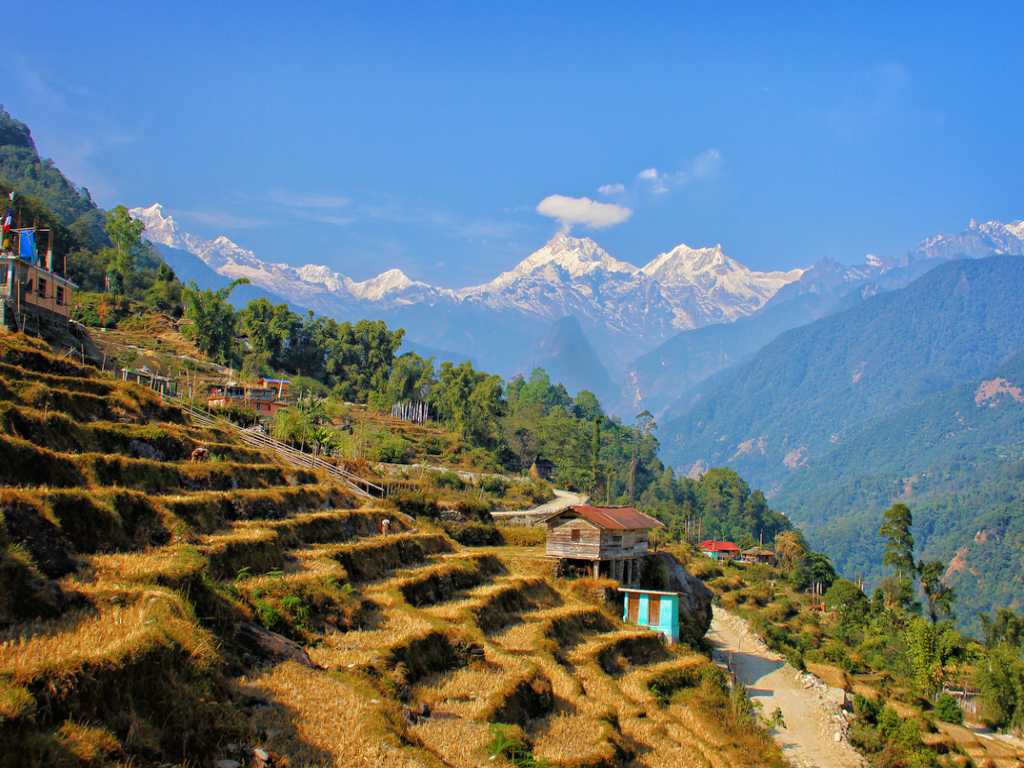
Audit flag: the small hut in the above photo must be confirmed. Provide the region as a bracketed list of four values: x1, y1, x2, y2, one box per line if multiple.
[542, 505, 664, 584]
[619, 587, 681, 643]
[740, 546, 776, 565]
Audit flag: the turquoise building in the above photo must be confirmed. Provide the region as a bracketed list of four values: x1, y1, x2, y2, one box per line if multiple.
[619, 587, 680, 643]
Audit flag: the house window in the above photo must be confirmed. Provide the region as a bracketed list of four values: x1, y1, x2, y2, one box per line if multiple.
[55, 285, 64, 306]
[610, 534, 623, 546]
[570, 529, 580, 542]
[37, 277, 47, 297]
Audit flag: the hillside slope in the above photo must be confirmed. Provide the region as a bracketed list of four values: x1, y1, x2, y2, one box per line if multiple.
[660, 256, 1024, 626]
[0, 331, 783, 767]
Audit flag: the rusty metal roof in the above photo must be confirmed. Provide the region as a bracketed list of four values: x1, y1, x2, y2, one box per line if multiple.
[543, 504, 664, 530]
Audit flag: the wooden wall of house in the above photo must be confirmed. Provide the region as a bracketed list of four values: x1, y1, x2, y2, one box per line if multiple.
[545, 514, 652, 561]
[597, 530, 649, 559]
[545, 517, 602, 559]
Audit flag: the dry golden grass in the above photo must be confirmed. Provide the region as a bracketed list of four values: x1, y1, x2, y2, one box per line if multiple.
[308, 609, 436, 671]
[0, 330, 791, 767]
[81, 544, 206, 585]
[0, 586, 214, 683]
[409, 717, 495, 768]
[239, 661, 442, 768]
[531, 711, 620, 766]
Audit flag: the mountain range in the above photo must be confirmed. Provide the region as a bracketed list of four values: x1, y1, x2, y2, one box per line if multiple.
[133, 203, 1024, 419]
[130, 203, 802, 388]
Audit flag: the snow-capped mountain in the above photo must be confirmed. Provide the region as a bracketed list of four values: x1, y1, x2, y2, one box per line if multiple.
[130, 204, 450, 307]
[131, 203, 803, 356]
[457, 234, 678, 341]
[905, 217, 1024, 264]
[641, 243, 804, 326]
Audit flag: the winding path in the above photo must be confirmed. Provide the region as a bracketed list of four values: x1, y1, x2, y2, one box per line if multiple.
[707, 606, 867, 768]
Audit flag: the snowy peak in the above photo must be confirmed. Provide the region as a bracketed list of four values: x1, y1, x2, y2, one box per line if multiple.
[642, 243, 730, 282]
[908, 218, 1024, 263]
[509, 234, 637, 279]
[643, 242, 803, 286]
[346, 269, 417, 300]
[641, 242, 804, 325]
[129, 203, 187, 250]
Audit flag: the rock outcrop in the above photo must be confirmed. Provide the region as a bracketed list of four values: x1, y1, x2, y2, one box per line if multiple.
[647, 552, 714, 645]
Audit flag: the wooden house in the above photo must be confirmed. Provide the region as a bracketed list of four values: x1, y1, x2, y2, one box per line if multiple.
[619, 587, 680, 643]
[740, 546, 776, 565]
[698, 540, 741, 561]
[207, 381, 289, 416]
[542, 504, 664, 584]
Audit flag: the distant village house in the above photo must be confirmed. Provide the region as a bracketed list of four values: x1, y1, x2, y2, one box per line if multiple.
[740, 546, 776, 565]
[207, 377, 290, 416]
[543, 504, 664, 584]
[698, 540, 741, 561]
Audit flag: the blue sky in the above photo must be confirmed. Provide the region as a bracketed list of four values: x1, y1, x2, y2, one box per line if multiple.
[12, 2, 1024, 283]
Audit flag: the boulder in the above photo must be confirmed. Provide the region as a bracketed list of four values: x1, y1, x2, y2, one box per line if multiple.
[236, 622, 319, 668]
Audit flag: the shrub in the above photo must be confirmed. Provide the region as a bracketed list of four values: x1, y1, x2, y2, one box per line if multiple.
[391, 490, 440, 518]
[374, 433, 412, 463]
[215, 403, 261, 427]
[480, 476, 509, 496]
[933, 693, 963, 724]
[442, 522, 503, 546]
[433, 470, 466, 491]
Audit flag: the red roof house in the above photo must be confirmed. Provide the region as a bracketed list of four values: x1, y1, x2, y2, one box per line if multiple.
[698, 540, 741, 561]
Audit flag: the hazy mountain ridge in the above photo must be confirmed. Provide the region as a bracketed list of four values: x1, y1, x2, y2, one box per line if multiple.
[658, 255, 1024, 627]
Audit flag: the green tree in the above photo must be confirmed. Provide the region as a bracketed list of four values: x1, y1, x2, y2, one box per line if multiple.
[975, 643, 1024, 730]
[143, 262, 183, 315]
[103, 204, 145, 293]
[792, 551, 837, 592]
[181, 278, 249, 364]
[381, 352, 434, 408]
[879, 503, 916, 611]
[590, 416, 602, 495]
[918, 560, 955, 624]
[825, 579, 870, 640]
[980, 609, 1024, 649]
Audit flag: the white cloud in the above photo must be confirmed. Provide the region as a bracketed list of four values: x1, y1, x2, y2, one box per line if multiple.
[536, 194, 633, 231]
[597, 182, 625, 196]
[635, 149, 722, 194]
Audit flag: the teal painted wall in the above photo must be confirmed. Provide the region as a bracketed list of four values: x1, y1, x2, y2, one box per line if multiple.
[622, 592, 680, 643]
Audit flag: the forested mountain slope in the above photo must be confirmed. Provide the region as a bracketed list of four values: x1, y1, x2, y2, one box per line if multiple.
[776, 350, 1024, 630]
[660, 256, 1024, 627]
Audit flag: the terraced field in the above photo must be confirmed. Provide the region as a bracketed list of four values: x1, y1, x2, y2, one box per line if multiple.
[0, 331, 784, 767]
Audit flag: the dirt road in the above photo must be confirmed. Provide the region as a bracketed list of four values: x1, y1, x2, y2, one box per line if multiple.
[489, 489, 588, 525]
[707, 606, 867, 768]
